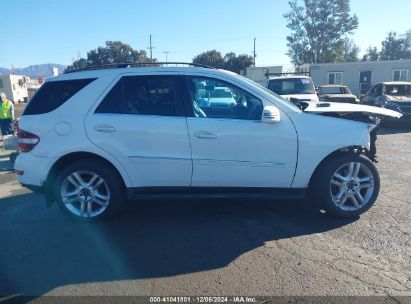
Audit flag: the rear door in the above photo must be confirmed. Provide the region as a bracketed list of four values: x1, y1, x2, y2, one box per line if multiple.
[85, 74, 192, 188]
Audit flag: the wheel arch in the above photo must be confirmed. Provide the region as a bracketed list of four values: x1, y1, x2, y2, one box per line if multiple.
[307, 145, 369, 192]
[44, 151, 128, 207]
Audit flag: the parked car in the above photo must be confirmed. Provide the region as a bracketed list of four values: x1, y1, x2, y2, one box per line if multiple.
[362, 82, 411, 124]
[318, 85, 360, 104]
[267, 76, 319, 103]
[15, 64, 402, 222]
[198, 87, 237, 108]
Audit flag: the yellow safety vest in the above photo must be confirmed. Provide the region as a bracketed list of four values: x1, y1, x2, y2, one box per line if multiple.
[0, 99, 12, 119]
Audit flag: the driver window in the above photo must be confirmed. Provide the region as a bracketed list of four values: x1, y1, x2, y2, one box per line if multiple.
[374, 84, 383, 97]
[188, 77, 263, 120]
[367, 86, 375, 96]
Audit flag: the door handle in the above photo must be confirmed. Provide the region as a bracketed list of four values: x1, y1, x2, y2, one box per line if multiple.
[194, 131, 217, 139]
[94, 124, 116, 133]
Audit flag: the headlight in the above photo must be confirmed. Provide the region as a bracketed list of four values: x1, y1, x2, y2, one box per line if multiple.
[385, 101, 398, 107]
[368, 124, 377, 132]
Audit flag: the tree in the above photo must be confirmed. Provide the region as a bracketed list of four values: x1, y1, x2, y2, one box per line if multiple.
[380, 32, 411, 60]
[192, 50, 225, 69]
[223, 52, 254, 74]
[284, 0, 359, 65]
[65, 41, 155, 72]
[193, 50, 254, 73]
[362, 46, 379, 61]
[334, 38, 360, 62]
[405, 29, 411, 47]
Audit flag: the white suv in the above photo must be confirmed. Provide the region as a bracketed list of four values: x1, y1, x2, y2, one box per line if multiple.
[267, 76, 319, 103]
[14, 64, 401, 221]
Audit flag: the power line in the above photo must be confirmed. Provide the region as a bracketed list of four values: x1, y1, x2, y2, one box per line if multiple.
[163, 51, 170, 63]
[148, 34, 155, 60]
[253, 37, 256, 67]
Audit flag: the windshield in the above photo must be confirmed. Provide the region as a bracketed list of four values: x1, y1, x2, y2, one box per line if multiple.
[210, 90, 232, 98]
[234, 74, 301, 111]
[385, 85, 411, 96]
[320, 86, 349, 95]
[268, 78, 316, 95]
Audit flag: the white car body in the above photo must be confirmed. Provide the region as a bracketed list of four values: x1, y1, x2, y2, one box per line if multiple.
[281, 93, 319, 102]
[14, 67, 401, 215]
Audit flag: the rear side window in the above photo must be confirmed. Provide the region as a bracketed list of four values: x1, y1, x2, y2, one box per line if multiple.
[23, 78, 96, 115]
[95, 75, 183, 116]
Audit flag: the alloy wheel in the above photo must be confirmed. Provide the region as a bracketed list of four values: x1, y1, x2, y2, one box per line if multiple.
[60, 171, 111, 218]
[330, 162, 375, 211]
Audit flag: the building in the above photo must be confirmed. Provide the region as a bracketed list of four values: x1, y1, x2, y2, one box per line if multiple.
[0, 74, 29, 103]
[309, 59, 411, 96]
[243, 66, 285, 86]
[26, 77, 45, 100]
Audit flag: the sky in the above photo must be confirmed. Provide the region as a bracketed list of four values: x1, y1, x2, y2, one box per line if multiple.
[1, 0, 411, 68]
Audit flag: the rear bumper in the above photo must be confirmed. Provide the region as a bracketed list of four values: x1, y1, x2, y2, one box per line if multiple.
[14, 152, 55, 187]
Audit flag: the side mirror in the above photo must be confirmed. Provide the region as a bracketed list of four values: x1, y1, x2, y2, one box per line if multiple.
[262, 106, 281, 123]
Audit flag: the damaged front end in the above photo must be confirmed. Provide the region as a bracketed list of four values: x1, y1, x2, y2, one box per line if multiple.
[298, 101, 403, 163]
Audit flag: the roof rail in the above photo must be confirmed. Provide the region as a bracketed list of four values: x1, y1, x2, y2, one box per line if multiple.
[64, 62, 215, 74]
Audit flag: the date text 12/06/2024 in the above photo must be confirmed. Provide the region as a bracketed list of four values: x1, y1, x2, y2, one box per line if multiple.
[149, 296, 257, 303]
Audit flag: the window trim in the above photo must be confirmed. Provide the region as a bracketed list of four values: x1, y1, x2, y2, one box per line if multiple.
[392, 69, 408, 82]
[183, 75, 263, 121]
[94, 74, 186, 117]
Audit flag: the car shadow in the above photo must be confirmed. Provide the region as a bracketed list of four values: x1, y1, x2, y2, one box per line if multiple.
[0, 192, 357, 297]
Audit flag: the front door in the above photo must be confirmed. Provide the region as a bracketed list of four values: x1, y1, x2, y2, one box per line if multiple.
[185, 76, 298, 188]
[85, 75, 192, 188]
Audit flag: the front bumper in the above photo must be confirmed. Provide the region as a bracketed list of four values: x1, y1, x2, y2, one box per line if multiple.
[384, 104, 411, 123]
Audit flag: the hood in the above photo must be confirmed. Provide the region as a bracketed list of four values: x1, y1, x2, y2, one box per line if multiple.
[388, 95, 411, 102]
[281, 93, 319, 102]
[303, 101, 402, 119]
[321, 94, 357, 99]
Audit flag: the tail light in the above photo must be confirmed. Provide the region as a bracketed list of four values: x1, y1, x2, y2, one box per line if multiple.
[17, 130, 40, 153]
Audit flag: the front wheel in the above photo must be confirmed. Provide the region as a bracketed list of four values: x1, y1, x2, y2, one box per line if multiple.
[55, 159, 124, 222]
[311, 153, 380, 218]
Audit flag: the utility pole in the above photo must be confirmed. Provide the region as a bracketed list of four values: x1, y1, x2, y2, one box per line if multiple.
[163, 51, 170, 63]
[148, 34, 155, 60]
[253, 37, 256, 67]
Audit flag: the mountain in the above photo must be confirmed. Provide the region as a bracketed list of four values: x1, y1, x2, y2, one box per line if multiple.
[0, 64, 66, 77]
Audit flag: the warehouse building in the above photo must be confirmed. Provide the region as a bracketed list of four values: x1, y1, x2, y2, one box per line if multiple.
[309, 59, 411, 96]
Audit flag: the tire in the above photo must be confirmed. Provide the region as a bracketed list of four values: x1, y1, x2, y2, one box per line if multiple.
[311, 153, 380, 218]
[9, 152, 18, 164]
[54, 159, 124, 222]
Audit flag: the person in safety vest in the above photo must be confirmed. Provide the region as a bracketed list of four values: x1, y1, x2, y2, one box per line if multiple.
[0, 92, 14, 135]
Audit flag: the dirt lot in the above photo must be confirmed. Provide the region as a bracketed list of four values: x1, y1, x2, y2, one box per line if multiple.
[0, 126, 410, 300]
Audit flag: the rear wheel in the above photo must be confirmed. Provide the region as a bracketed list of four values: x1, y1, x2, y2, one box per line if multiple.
[312, 153, 380, 218]
[55, 159, 123, 222]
